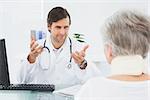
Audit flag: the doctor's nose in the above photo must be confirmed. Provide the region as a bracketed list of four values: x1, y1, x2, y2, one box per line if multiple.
[60, 29, 66, 35]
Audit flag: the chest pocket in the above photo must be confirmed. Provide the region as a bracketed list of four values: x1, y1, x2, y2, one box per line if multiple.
[64, 60, 76, 76]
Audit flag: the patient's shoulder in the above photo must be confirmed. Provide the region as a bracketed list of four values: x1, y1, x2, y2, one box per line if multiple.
[85, 77, 112, 87]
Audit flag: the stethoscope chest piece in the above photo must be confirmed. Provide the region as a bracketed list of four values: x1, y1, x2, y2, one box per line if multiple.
[67, 63, 72, 69]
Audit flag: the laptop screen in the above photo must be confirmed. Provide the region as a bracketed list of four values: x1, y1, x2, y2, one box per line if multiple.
[0, 39, 10, 86]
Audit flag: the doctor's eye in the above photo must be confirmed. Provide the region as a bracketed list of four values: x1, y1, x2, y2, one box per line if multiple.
[55, 26, 61, 29]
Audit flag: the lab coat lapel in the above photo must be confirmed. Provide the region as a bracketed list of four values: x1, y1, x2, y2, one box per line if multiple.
[40, 35, 51, 70]
[47, 36, 57, 66]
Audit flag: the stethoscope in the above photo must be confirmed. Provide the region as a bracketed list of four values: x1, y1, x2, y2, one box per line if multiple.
[42, 37, 72, 69]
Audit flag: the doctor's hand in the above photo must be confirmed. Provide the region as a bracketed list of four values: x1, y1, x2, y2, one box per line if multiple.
[72, 45, 89, 69]
[27, 37, 43, 64]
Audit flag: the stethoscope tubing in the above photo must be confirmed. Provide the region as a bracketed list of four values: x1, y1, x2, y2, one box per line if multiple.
[43, 37, 72, 69]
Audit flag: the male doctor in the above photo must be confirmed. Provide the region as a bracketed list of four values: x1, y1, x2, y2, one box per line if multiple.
[19, 7, 99, 86]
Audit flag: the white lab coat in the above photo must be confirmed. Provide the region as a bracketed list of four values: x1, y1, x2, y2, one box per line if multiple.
[18, 35, 100, 86]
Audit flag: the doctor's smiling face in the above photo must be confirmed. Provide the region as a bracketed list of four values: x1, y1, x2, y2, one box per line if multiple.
[48, 17, 70, 48]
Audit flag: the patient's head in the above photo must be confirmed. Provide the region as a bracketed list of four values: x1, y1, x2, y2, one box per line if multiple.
[103, 10, 150, 64]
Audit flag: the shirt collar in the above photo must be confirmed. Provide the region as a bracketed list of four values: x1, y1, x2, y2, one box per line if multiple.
[110, 55, 146, 76]
[45, 34, 69, 53]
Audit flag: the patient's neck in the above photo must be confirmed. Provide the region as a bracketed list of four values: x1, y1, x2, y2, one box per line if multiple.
[108, 73, 150, 81]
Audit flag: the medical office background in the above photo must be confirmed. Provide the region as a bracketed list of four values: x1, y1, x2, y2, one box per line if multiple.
[0, 0, 150, 83]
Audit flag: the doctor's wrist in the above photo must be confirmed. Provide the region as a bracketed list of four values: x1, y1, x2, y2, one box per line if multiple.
[79, 59, 87, 70]
[27, 54, 36, 64]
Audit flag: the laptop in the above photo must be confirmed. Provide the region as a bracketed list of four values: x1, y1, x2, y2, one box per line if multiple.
[0, 39, 55, 92]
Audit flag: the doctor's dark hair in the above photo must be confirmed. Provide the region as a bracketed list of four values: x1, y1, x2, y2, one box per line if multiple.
[47, 7, 71, 25]
[103, 10, 150, 58]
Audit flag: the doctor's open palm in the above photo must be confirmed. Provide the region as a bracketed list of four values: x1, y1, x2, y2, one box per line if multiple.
[72, 45, 89, 66]
[27, 37, 43, 63]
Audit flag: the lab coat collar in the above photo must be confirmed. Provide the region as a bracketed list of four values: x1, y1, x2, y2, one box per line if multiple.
[110, 55, 146, 76]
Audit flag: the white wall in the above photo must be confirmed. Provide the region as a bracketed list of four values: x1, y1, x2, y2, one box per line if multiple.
[0, 2, 5, 39]
[0, 0, 148, 83]
[0, 0, 43, 83]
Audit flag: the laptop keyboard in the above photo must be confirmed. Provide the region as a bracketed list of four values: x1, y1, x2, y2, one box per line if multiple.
[0, 84, 55, 92]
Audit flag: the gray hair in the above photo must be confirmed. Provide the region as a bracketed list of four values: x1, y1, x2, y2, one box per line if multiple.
[103, 10, 150, 58]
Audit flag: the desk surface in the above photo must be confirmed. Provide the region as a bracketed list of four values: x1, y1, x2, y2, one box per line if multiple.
[0, 85, 74, 100]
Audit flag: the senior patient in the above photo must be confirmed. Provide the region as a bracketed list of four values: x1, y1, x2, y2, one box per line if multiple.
[75, 10, 150, 100]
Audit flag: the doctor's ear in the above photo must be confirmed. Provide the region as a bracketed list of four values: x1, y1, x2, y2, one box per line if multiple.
[47, 24, 51, 33]
[104, 44, 113, 64]
[47, 24, 51, 27]
[48, 30, 51, 33]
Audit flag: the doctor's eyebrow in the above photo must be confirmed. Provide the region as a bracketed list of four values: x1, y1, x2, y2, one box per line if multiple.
[64, 26, 69, 28]
[55, 26, 61, 29]
[55, 26, 69, 29]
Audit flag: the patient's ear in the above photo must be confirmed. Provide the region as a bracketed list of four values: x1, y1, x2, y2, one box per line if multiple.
[104, 44, 113, 64]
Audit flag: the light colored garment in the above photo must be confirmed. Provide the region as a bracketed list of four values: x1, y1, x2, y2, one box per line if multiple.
[75, 77, 150, 100]
[110, 55, 147, 75]
[18, 35, 100, 86]
[75, 55, 150, 100]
